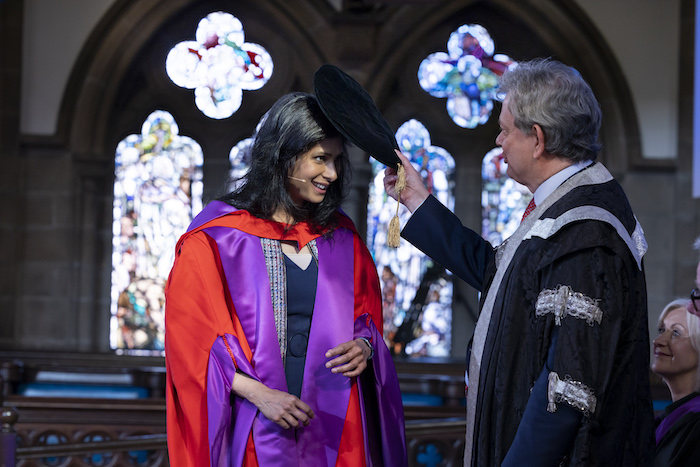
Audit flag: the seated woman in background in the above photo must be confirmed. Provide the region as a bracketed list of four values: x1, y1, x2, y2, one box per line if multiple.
[652, 298, 700, 466]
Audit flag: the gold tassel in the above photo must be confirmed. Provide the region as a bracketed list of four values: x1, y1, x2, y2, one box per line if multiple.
[395, 163, 406, 193]
[387, 163, 406, 248]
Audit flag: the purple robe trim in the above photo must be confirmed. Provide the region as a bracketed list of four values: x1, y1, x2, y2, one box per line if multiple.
[207, 334, 259, 466]
[655, 394, 700, 445]
[297, 229, 354, 466]
[188, 200, 238, 232]
[355, 316, 408, 466]
[202, 219, 354, 466]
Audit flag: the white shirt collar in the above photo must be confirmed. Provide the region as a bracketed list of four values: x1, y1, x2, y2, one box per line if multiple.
[532, 160, 593, 205]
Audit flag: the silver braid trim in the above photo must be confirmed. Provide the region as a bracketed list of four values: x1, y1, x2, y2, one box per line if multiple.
[523, 206, 646, 270]
[535, 285, 602, 326]
[632, 219, 648, 259]
[260, 238, 318, 367]
[308, 240, 318, 260]
[261, 238, 287, 364]
[547, 372, 597, 416]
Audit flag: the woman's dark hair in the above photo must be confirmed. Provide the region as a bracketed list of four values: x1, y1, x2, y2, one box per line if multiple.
[218, 92, 350, 233]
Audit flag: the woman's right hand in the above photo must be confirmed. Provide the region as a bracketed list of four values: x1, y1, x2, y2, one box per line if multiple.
[232, 371, 315, 429]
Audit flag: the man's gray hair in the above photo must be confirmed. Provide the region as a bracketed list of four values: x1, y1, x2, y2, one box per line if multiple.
[498, 58, 602, 162]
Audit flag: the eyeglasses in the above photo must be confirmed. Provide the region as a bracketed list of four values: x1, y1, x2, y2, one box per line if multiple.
[691, 288, 700, 312]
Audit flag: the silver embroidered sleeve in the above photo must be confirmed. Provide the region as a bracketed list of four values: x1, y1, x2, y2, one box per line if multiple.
[547, 372, 597, 416]
[535, 285, 602, 326]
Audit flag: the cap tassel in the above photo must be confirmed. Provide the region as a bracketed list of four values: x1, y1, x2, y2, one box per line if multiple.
[387, 163, 406, 248]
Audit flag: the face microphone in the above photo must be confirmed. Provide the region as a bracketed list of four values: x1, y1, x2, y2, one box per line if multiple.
[289, 176, 307, 183]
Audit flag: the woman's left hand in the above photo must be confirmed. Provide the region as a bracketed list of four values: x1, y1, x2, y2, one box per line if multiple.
[325, 338, 372, 377]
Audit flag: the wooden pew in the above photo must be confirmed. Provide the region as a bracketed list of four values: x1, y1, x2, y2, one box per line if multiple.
[0, 352, 670, 467]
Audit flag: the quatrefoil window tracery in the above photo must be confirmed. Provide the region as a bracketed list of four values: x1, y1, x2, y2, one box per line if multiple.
[418, 24, 514, 129]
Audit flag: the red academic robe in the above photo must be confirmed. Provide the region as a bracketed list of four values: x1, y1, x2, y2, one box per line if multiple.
[165, 202, 405, 466]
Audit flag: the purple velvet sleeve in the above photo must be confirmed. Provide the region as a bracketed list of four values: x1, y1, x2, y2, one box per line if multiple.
[355, 314, 408, 466]
[206, 334, 260, 466]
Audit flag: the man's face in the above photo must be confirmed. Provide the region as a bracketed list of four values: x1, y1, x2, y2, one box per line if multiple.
[495, 96, 538, 191]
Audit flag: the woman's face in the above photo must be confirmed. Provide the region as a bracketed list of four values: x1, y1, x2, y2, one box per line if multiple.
[288, 137, 343, 205]
[652, 307, 699, 381]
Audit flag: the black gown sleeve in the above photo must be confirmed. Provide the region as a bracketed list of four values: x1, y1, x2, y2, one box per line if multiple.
[502, 328, 582, 466]
[654, 411, 700, 466]
[401, 195, 494, 291]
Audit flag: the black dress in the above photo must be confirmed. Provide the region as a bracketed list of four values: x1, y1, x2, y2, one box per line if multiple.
[283, 254, 317, 399]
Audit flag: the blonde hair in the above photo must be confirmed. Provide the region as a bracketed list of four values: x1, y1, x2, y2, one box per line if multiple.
[657, 298, 700, 390]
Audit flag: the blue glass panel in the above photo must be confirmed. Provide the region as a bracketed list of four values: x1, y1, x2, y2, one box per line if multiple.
[418, 24, 514, 128]
[367, 120, 455, 357]
[481, 147, 531, 246]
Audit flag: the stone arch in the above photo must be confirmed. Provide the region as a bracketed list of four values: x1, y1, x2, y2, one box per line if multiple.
[363, 0, 639, 177]
[350, 0, 641, 356]
[57, 0, 339, 351]
[60, 0, 336, 162]
[55, 0, 641, 353]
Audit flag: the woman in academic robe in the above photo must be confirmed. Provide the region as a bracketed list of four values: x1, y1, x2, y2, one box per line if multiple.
[164, 92, 406, 467]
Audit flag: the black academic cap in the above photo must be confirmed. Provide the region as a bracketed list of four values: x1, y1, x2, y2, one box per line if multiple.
[313, 64, 400, 169]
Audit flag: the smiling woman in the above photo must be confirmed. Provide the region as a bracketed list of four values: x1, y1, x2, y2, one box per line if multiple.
[652, 298, 700, 466]
[163, 92, 407, 466]
[286, 137, 342, 208]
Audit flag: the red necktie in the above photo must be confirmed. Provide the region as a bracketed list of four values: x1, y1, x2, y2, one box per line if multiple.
[522, 198, 536, 221]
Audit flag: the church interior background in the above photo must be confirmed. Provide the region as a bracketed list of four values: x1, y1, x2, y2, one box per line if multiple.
[0, 0, 697, 464]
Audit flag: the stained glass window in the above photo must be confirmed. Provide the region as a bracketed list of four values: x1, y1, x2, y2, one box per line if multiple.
[227, 117, 265, 191]
[166, 12, 273, 119]
[367, 119, 455, 357]
[418, 24, 514, 129]
[481, 147, 531, 246]
[110, 110, 204, 352]
[228, 136, 254, 191]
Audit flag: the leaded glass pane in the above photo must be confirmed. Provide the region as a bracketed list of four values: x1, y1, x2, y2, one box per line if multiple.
[367, 119, 455, 357]
[228, 136, 254, 191]
[481, 147, 531, 246]
[110, 110, 204, 352]
[418, 24, 514, 128]
[166, 12, 273, 119]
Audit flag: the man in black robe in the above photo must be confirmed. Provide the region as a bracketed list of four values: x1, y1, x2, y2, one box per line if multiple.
[384, 58, 654, 466]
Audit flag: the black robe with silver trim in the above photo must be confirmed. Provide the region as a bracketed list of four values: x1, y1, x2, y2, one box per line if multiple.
[402, 162, 655, 466]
